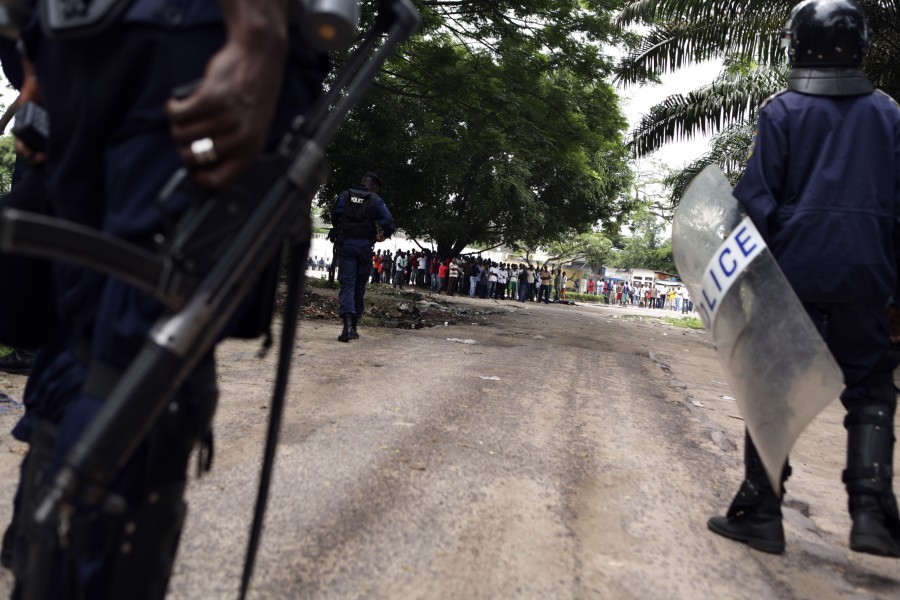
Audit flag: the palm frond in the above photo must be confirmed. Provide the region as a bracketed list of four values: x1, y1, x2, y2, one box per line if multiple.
[616, 15, 786, 85]
[617, 0, 793, 28]
[628, 64, 786, 156]
[664, 122, 756, 204]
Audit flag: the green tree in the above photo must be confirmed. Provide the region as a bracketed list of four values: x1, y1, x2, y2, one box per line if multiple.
[608, 209, 674, 272]
[616, 0, 900, 200]
[0, 134, 16, 194]
[541, 230, 614, 272]
[322, 0, 635, 257]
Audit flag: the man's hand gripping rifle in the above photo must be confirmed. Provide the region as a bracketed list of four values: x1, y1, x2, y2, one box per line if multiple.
[0, 0, 420, 579]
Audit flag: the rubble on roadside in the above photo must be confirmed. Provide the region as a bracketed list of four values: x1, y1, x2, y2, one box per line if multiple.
[285, 284, 511, 330]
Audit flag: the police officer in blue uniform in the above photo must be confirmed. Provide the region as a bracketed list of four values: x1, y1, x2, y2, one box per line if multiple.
[331, 172, 395, 342]
[6, 0, 328, 597]
[708, 0, 900, 558]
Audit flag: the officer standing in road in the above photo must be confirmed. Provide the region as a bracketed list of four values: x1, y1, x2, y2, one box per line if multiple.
[708, 0, 900, 558]
[331, 172, 395, 342]
[4, 0, 329, 597]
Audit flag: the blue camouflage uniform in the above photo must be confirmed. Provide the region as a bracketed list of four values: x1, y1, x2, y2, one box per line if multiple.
[10, 1, 328, 597]
[331, 185, 395, 318]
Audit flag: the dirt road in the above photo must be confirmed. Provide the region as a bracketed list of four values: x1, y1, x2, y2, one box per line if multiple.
[0, 288, 898, 599]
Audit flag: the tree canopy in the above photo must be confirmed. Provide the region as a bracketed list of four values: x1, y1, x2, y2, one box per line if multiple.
[321, 0, 636, 257]
[0, 134, 15, 194]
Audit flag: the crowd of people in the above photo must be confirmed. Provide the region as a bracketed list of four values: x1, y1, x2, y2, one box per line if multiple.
[307, 255, 330, 271]
[603, 280, 694, 314]
[346, 249, 694, 314]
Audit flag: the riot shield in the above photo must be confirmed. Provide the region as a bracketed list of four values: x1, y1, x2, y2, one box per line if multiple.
[672, 165, 843, 493]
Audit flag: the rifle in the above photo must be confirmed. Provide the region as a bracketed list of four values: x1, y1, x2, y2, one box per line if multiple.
[0, 0, 420, 595]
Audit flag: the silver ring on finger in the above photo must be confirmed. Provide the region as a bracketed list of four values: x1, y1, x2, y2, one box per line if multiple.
[190, 137, 218, 165]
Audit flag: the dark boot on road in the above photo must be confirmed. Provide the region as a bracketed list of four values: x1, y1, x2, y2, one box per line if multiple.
[338, 314, 354, 343]
[708, 430, 789, 554]
[844, 404, 900, 558]
[848, 494, 900, 557]
[349, 315, 360, 340]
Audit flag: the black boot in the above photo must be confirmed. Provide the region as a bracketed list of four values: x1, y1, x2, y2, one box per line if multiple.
[338, 314, 353, 343]
[349, 315, 359, 340]
[844, 403, 900, 558]
[708, 430, 789, 554]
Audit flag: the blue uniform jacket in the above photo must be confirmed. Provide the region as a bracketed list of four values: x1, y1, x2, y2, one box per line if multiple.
[733, 88, 900, 303]
[123, 0, 222, 26]
[331, 187, 396, 247]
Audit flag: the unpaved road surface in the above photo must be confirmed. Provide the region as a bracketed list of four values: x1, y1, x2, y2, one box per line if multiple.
[0, 287, 898, 599]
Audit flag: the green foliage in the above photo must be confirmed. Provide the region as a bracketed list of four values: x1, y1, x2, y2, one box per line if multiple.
[539, 230, 614, 272]
[322, 1, 635, 256]
[624, 314, 704, 328]
[0, 134, 16, 194]
[566, 292, 603, 303]
[658, 315, 704, 329]
[608, 208, 674, 272]
[306, 277, 340, 290]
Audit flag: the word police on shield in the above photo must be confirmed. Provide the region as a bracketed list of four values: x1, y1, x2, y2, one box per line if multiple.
[696, 217, 766, 329]
[672, 164, 843, 493]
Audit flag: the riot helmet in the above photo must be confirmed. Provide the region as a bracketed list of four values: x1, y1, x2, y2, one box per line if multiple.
[781, 0, 874, 97]
[781, 0, 869, 67]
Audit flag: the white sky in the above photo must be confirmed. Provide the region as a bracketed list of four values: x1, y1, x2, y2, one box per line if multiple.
[618, 59, 724, 169]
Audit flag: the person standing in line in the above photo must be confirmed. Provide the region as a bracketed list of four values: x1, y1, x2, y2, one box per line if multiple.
[437, 258, 449, 293]
[478, 262, 490, 299]
[446, 259, 459, 295]
[508, 263, 519, 301]
[430, 255, 440, 291]
[682, 286, 693, 314]
[372, 251, 382, 285]
[416, 250, 427, 288]
[708, 0, 900, 558]
[497, 263, 508, 299]
[539, 266, 552, 303]
[486, 261, 498, 298]
[517, 265, 528, 302]
[393, 251, 407, 290]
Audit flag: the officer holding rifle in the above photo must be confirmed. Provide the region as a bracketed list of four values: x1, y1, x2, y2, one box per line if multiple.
[2, 0, 329, 597]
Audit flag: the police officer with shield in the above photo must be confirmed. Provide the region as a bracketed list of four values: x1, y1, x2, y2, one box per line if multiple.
[331, 172, 395, 342]
[3, 0, 329, 597]
[708, 0, 900, 558]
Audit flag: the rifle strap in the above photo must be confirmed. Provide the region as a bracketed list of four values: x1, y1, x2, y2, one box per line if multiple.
[239, 239, 308, 600]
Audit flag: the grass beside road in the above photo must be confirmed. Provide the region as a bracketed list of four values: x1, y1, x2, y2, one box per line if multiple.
[659, 316, 705, 330]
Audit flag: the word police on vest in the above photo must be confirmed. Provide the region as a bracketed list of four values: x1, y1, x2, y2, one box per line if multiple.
[697, 216, 766, 328]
